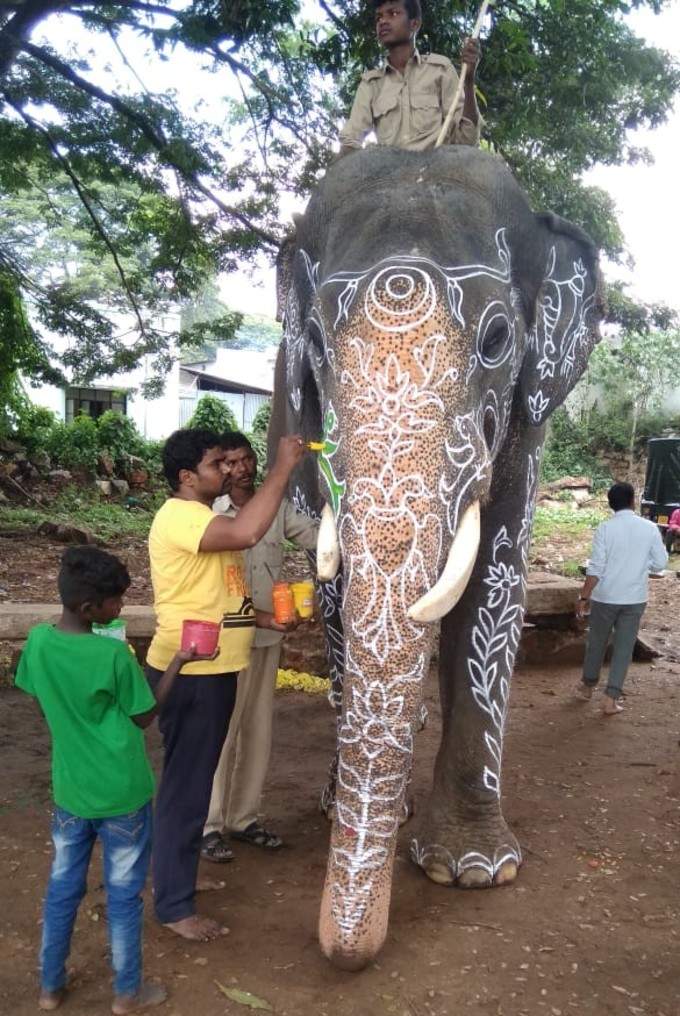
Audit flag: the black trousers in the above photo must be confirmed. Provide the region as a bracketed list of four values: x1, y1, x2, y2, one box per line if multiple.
[145, 666, 237, 923]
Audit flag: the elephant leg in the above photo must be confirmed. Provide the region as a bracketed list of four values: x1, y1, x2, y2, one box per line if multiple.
[412, 417, 544, 889]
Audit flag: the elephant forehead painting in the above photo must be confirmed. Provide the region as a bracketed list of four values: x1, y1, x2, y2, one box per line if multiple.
[269, 146, 604, 970]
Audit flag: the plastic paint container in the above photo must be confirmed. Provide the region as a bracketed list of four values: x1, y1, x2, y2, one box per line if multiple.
[290, 581, 315, 619]
[181, 619, 220, 655]
[92, 618, 127, 641]
[272, 582, 296, 624]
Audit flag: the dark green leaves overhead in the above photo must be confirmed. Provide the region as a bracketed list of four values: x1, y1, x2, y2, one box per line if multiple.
[0, 0, 678, 395]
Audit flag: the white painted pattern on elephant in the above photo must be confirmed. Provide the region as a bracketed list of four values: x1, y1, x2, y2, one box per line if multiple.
[468, 449, 540, 796]
[339, 329, 448, 664]
[315, 250, 530, 938]
[331, 651, 425, 937]
[409, 448, 540, 881]
[526, 248, 597, 422]
[325, 229, 512, 339]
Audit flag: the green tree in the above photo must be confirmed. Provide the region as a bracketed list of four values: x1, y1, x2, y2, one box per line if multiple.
[187, 394, 239, 433]
[1, 0, 678, 401]
[588, 316, 680, 469]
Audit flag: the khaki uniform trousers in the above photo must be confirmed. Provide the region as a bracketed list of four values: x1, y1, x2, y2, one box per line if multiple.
[204, 643, 281, 836]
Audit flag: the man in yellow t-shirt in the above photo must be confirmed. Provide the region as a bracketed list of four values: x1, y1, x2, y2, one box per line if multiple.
[147, 427, 305, 944]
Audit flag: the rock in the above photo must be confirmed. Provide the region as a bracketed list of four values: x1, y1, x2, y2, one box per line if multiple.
[111, 478, 130, 497]
[98, 451, 115, 476]
[29, 450, 51, 471]
[0, 460, 19, 478]
[0, 489, 8, 503]
[95, 479, 112, 496]
[47, 469, 72, 486]
[0, 437, 26, 455]
[128, 468, 149, 489]
[547, 475, 592, 491]
[37, 521, 96, 545]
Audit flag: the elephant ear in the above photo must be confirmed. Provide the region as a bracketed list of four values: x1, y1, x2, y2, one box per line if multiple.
[520, 213, 605, 426]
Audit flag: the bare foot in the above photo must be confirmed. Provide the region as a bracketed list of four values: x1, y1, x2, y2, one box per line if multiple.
[196, 877, 226, 892]
[573, 682, 593, 701]
[39, 988, 67, 1011]
[112, 980, 167, 1015]
[162, 914, 224, 941]
[602, 697, 624, 716]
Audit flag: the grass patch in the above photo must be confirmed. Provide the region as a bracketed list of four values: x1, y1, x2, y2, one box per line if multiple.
[0, 488, 167, 542]
[532, 505, 607, 542]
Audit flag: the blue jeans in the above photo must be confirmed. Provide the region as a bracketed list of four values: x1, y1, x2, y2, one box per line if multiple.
[40, 802, 152, 996]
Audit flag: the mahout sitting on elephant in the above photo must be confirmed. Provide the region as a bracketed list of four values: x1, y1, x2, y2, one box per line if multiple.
[269, 145, 604, 970]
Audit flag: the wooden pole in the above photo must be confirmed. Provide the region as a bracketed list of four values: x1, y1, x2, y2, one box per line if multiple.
[435, 0, 493, 149]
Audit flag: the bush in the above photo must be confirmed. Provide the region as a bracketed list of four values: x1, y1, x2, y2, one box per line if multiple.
[541, 408, 611, 489]
[187, 394, 239, 433]
[11, 400, 58, 454]
[96, 409, 146, 465]
[251, 400, 271, 436]
[45, 414, 99, 472]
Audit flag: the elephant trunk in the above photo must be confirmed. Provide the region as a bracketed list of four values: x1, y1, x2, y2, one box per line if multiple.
[317, 499, 448, 968]
[318, 606, 436, 970]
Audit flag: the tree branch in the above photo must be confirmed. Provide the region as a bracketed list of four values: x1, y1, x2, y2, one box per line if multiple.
[6, 97, 150, 338]
[14, 40, 280, 246]
[318, 0, 350, 37]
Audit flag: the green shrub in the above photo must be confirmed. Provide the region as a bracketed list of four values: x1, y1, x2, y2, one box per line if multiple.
[96, 409, 146, 465]
[541, 409, 611, 489]
[246, 429, 268, 484]
[11, 401, 58, 454]
[187, 394, 239, 434]
[46, 414, 99, 472]
[251, 400, 271, 436]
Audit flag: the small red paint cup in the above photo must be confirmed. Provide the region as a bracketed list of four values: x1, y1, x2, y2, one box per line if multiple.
[181, 619, 220, 655]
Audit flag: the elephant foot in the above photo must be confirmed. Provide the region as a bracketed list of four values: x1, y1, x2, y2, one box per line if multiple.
[410, 814, 521, 889]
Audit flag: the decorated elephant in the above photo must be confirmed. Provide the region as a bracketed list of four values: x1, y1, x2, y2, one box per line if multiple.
[269, 145, 604, 971]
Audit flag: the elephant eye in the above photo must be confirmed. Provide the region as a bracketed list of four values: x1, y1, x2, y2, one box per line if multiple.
[478, 304, 513, 368]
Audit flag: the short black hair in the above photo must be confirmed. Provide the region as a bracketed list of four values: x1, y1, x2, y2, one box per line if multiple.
[372, 0, 422, 19]
[162, 428, 221, 491]
[220, 431, 254, 453]
[608, 482, 635, 512]
[58, 546, 130, 610]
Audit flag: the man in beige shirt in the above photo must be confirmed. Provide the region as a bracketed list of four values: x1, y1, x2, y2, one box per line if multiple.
[202, 432, 319, 858]
[338, 0, 482, 157]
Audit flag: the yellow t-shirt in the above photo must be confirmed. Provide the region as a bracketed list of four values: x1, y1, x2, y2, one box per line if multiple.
[147, 498, 255, 675]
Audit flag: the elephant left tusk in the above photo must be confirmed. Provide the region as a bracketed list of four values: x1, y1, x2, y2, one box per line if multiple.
[407, 501, 480, 623]
[317, 503, 341, 581]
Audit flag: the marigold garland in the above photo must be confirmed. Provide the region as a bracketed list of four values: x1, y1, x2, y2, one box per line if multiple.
[276, 668, 330, 695]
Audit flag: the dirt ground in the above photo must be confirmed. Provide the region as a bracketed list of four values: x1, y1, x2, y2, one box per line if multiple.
[2, 533, 680, 1016]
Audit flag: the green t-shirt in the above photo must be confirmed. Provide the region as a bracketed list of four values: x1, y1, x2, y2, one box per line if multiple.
[15, 624, 156, 819]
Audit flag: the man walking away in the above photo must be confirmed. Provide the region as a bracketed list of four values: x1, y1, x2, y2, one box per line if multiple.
[574, 482, 667, 715]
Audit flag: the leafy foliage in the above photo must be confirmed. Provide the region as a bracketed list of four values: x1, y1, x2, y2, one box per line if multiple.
[541, 408, 612, 488]
[44, 414, 100, 472]
[186, 393, 239, 433]
[0, 487, 166, 541]
[96, 409, 148, 465]
[251, 400, 272, 435]
[0, 0, 678, 399]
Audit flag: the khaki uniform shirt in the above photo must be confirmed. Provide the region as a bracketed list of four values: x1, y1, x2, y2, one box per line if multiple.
[212, 494, 319, 648]
[339, 49, 482, 153]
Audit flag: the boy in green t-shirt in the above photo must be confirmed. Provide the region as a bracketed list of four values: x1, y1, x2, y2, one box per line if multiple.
[15, 546, 211, 1014]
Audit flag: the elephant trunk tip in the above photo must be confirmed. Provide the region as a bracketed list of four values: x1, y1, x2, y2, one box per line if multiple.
[319, 883, 389, 971]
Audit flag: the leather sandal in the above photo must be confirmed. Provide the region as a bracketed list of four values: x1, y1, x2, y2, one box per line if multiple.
[230, 822, 283, 850]
[200, 832, 234, 863]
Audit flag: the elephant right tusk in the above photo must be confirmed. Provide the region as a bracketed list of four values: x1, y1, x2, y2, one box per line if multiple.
[407, 501, 481, 623]
[317, 503, 341, 581]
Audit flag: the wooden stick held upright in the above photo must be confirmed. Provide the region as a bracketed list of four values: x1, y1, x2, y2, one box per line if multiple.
[435, 0, 493, 149]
